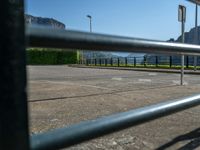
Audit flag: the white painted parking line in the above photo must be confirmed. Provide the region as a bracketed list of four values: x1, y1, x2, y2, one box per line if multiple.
[172, 80, 188, 85]
[148, 73, 157, 76]
[112, 77, 122, 81]
[138, 79, 152, 83]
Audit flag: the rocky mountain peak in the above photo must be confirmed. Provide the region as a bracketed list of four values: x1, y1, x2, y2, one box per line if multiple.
[176, 26, 200, 44]
[25, 14, 65, 29]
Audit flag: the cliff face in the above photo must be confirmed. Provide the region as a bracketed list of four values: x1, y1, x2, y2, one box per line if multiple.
[176, 26, 200, 44]
[25, 14, 65, 29]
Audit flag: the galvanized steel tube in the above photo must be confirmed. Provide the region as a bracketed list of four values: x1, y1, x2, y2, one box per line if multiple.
[31, 94, 200, 150]
[26, 26, 200, 56]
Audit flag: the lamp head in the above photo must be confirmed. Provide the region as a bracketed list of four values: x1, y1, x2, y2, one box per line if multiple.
[87, 15, 92, 19]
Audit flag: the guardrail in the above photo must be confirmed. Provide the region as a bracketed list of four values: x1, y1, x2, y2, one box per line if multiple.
[27, 26, 200, 55]
[1, 1, 200, 150]
[85, 56, 200, 68]
[31, 95, 200, 150]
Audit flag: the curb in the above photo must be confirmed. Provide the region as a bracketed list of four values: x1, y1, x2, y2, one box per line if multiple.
[69, 65, 200, 75]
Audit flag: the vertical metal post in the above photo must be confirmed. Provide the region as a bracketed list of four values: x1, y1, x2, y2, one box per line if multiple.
[111, 58, 113, 66]
[156, 56, 158, 67]
[81, 50, 84, 65]
[144, 56, 146, 67]
[87, 15, 94, 65]
[186, 56, 189, 68]
[0, 0, 30, 150]
[90, 17, 92, 33]
[87, 15, 92, 33]
[77, 50, 80, 64]
[179, 5, 186, 86]
[181, 20, 185, 85]
[194, 4, 198, 71]
[95, 59, 97, 66]
[170, 56, 172, 68]
[134, 57, 136, 67]
[118, 58, 120, 67]
[125, 57, 128, 66]
[86, 59, 88, 65]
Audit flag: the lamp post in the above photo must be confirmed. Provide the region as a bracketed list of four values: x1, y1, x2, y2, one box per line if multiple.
[87, 15, 92, 32]
[87, 15, 93, 63]
[80, 15, 93, 64]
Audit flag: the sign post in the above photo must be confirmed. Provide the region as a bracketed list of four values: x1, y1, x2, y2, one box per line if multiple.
[178, 5, 186, 85]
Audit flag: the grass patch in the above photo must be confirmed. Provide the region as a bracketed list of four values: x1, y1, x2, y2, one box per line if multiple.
[88, 64, 200, 70]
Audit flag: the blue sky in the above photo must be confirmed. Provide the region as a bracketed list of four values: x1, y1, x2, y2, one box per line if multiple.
[26, 0, 198, 41]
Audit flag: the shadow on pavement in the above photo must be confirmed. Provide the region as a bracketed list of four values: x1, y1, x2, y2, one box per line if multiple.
[156, 127, 200, 150]
[29, 85, 176, 103]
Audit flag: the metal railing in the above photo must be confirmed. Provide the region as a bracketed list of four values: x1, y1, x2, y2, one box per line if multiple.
[1, 1, 200, 150]
[27, 27, 200, 150]
[27, 26, 200, 55]
[31, 95, 200, 150]
[85, 56, 200, 68]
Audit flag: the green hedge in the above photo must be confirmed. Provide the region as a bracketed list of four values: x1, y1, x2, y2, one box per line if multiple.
[27, 48, 77, 65]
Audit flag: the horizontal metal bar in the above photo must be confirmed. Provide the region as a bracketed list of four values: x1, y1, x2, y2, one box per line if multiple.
[31, 94, 200, 150]
[187, 0, 200, 5]
[26, 26, 200, 56]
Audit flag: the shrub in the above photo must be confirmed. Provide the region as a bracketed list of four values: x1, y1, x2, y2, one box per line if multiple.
[26, 48, 77, 65]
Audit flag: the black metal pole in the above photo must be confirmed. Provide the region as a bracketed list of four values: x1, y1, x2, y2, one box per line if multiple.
[118, 58, 120, 67]
[31, 94, 200, 150]
[144, 56, 146, 67]
[111, 58, 113, 66]
[0, 1, 30, 150]
[170, 56, 172, 68]
[134, 57, 136, 67]
[181, 16, 185, 85]
[86, 59, 88, 65]
[186, 56, 189, 68]
[95, 59, 97, 66]
[156, 56, 158, 67]
[125, 57, 128, 66]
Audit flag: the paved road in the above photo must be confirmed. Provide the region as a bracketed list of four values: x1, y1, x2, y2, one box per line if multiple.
[28, 65, 200, 102]
[28, 66, 200, 150]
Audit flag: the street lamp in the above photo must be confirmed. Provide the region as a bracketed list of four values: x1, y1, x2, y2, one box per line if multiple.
[86, 15, 93, 63]
[80, 15, 93, 64]
[187, 0, 200, 70]
[87, 15, 92, 32]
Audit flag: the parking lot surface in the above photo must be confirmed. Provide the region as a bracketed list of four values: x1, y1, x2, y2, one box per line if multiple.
[28, 66, 200, 150]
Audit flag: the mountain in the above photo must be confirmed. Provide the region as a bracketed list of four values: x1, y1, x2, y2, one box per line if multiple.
[25, 14, 65, 29]
[114, 26, 200, 59]
[176, 26, 200, 44]
[144, 26, 200, 66]
[84, 51, 119, 59]
[128, 53, 145, 58]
